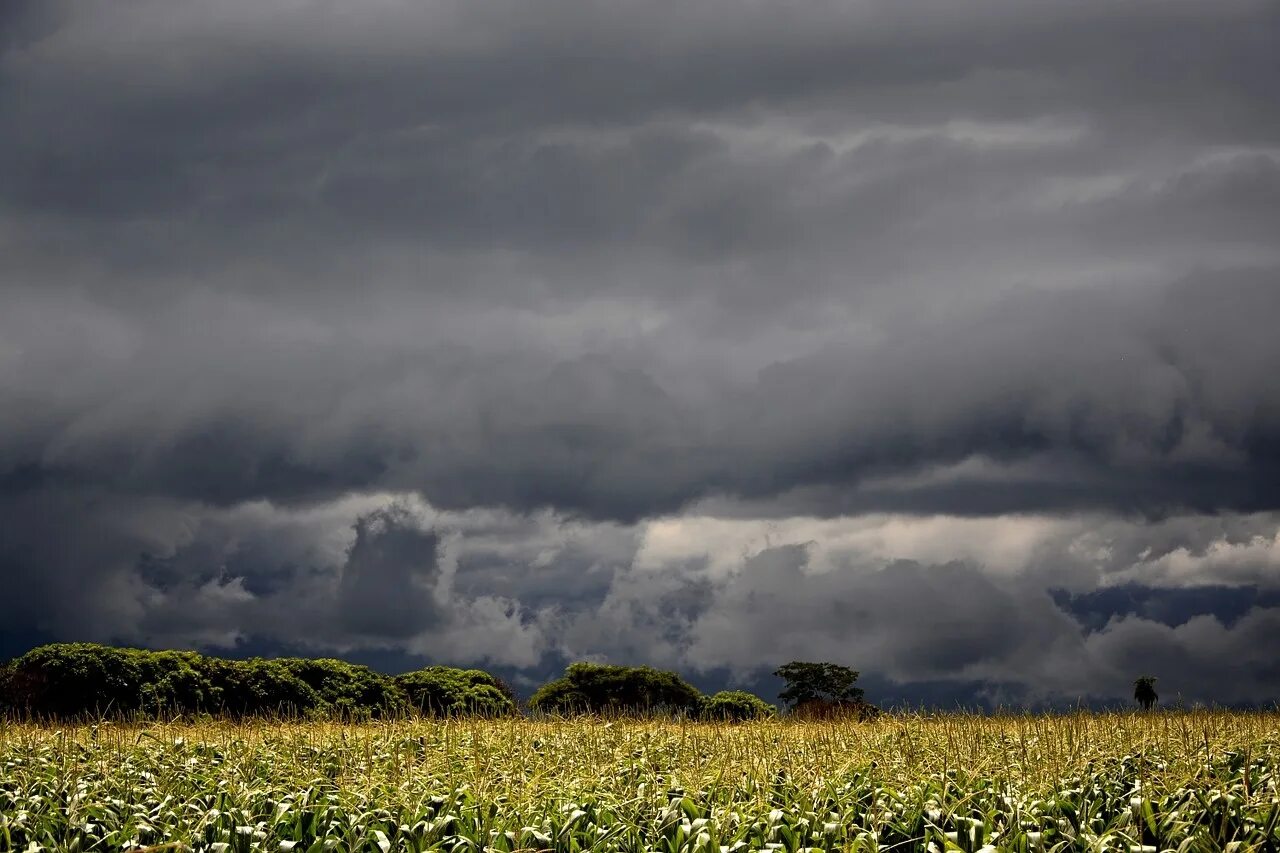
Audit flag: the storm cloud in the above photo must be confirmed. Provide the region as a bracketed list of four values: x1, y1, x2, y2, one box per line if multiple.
[2, 0, 1278, 705]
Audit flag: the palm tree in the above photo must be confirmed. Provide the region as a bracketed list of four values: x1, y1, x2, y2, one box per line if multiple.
[1133, 676, 1158, 710]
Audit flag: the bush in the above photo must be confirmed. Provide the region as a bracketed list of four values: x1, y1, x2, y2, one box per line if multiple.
[0, 662, 17, 714]
[0, 643, 514, 720]
[280, 658, 407, 719]
[9, 643, 147, 717]
[204, 657, 359, 718]
[395, 666, 515, 716]
[529, 662, 703, 716]
[136, 650, 222, 715]
[701, 690, 775, 721]
[7, 644, 239, 718]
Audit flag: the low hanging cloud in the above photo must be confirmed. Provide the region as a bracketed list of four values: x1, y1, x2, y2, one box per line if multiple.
[6, 490, 1279, 706]
[2, 0, 1279, 703]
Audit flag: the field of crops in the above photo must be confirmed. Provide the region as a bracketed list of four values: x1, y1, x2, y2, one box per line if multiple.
[2, 711, 1278, 852]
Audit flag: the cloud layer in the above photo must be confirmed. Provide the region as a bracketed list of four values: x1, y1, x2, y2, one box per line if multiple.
[2, 0, 1278, 704]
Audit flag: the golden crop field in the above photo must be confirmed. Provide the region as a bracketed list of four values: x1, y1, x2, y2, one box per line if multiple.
[2, 711, 1278, 852]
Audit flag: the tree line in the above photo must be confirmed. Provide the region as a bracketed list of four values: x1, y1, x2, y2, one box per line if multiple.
[0, 643, 879, 721]
[0, 644, 515, 720]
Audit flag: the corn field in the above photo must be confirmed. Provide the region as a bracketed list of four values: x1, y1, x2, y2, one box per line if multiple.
[1, 711, 1278, 852]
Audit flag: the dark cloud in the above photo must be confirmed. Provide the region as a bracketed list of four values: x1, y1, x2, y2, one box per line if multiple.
[332, 506, 445, 639]
[676, 547, 1074, 682]
[2, 0, 1279, 704]
[2, 486, 1279, 705]
[6, 270, 1277, 520]
[1055, 584, 1280, 633]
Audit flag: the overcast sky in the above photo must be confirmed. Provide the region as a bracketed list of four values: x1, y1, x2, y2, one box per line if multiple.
[3, 0, 1279, 707]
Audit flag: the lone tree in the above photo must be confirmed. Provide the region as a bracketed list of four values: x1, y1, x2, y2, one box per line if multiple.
[774, 661, 872, 717]
[1133, 675, 1158, 710]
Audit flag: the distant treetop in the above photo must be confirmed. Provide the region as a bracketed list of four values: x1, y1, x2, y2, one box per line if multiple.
[1133, 675, 1158, 710]
[773, 661, 878, 719]
[0, 642, 515, 720]
[528, 662, 703, 716]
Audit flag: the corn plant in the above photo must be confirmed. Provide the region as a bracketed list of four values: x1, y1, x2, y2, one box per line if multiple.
[1, 710, 1278, 851]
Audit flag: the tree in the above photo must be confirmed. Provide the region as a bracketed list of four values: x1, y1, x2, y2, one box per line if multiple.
[0, 642, 518, 720]
[281, 658, 407, 719]
[529, 662, 703, 716]
[206, 658, 323, 717]
[1133, 675, 1158, 710]
[394, 666, 515, 717]
[9, 643, 147, 717]
[701, 690, 776, 721]
[774, 661, 864, 709]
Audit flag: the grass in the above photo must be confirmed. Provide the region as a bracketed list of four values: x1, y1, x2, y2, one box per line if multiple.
[1, 710, 1278, 851]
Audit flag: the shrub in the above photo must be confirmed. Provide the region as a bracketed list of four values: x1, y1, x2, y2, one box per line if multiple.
[1, 644, 518, 720]
[9, 643, 147, 717]
[136, 650, 222, 715]
[529, 662, 703, 716]
[0, 662, 16, 714]
[701, 690, 776, 721]
[7, 644, 234, 718]
[395, 666, 515, 717]
[202, 658, 323, 717]
[280, 658, 406, 719]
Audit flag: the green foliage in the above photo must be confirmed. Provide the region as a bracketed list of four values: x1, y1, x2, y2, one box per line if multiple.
[203, 657, 324, 717]
[529, 662, 704, 715]
[700, 689, 775, 721]
[774, 660, 865, 710]
[0, 643, 512, 720]
[9, 643, 147, 717]
[1, 712, 1278, 850]
[394, 666, 515, 717]
[136, 649, 223, 714]
[281, 658, 408, 719]
[0, 661, 16, 714]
